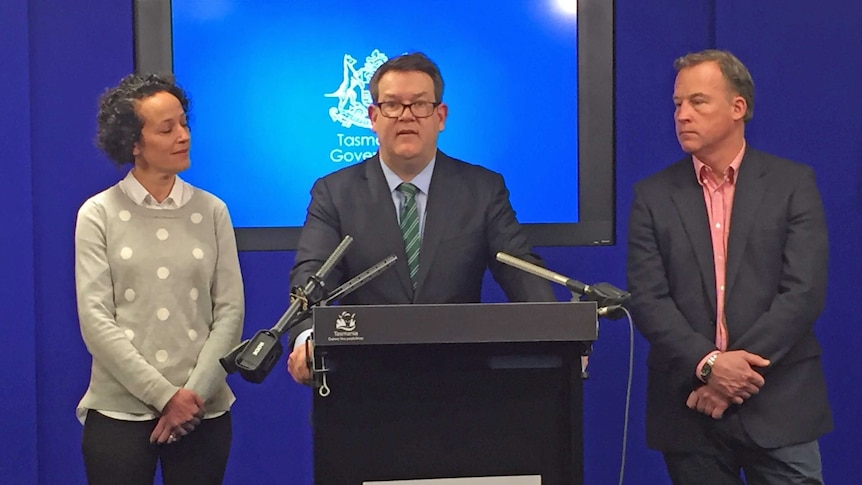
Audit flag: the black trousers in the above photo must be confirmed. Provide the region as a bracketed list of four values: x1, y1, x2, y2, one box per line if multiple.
[82, 410, 232, 485]
[663, 413, 823, 485]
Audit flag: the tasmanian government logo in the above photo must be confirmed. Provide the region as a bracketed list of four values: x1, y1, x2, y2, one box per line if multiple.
[331, 311, 363, 342]
[335, 311, 357, 332]
[326, 49, 389, 129]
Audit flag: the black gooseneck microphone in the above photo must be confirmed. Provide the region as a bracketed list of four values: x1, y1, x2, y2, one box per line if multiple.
[220, 236, 354, 383]
[274, 253, 399, 337]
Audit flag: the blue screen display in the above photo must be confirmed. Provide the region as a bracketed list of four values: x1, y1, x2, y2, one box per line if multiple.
[172, 0, 578, 228]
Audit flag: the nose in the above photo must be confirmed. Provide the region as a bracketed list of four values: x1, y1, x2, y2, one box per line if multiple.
[398, 105, 416, 121]
[178, 124, 191, 142]
[675, 102, 692, 122]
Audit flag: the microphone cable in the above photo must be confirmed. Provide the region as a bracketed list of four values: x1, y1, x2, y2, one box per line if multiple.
[615, 306, 635, 485]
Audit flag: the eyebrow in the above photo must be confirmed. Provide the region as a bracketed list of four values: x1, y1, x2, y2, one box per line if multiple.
[156, 113, 187, 124]
[380, 92, 431, 101]
[673, 92, 710, 102]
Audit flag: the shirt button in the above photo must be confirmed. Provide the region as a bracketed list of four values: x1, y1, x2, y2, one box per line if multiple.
[715, 223, 721, 229]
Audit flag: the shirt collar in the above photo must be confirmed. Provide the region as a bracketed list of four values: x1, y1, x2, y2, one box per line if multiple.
[120, 170, 185, 208]
[693, 140, 746, 186]
[379, 155, 436, 196]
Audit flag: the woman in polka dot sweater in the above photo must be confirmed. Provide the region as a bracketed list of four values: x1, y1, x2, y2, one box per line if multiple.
[74, 74, 245, 485]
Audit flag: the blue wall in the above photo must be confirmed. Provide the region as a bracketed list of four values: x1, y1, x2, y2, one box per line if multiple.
[3, 1, 860, 483]
[0, 1, 37, 484]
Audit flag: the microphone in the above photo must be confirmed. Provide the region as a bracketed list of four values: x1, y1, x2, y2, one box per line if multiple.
[321, 254, 397, 305]
[495, 252, 631, 319]
[496, 252, 589, 294]
[220, 235, 354, 383]
[275, 254, 399, 336]
[272, 235, 354, 335]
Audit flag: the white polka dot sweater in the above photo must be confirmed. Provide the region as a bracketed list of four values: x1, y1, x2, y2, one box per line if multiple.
[75, 184, 244, 415]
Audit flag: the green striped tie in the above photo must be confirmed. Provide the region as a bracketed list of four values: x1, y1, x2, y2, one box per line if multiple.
[397, 183, 420, 288]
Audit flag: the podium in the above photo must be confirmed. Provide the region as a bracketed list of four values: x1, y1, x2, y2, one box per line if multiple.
[311, 302, 598, 485]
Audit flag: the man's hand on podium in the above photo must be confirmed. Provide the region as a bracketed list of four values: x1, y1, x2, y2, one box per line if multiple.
[287, 340, 314, 385]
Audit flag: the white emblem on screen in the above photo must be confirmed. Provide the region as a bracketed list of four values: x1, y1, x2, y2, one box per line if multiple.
[326, 49, 388, 129]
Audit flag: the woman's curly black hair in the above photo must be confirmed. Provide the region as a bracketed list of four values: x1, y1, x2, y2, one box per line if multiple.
[96, 73, 191, 166]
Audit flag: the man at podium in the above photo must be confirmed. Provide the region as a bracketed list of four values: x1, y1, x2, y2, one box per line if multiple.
[286, 52, 556, 385]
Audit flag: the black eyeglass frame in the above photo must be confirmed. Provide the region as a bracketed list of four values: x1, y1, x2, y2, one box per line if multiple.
[373, 100, 442, 118]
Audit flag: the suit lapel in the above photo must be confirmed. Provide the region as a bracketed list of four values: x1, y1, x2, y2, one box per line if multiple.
[670, 159, 717, 316]
[364, 157, 415, 299]
[725, 150, 768, 297]
[412, 151, 457, 300]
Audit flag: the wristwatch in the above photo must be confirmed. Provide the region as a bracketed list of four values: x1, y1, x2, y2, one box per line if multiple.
[700, 353, 719, 382]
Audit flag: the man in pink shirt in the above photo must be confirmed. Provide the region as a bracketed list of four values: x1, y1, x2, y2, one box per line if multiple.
[627, 50, 831, 484]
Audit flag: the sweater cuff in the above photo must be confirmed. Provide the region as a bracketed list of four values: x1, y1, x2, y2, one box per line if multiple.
[149, 383, 180, 412]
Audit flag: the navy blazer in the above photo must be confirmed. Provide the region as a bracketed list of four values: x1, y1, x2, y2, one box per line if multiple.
[288, 151, 556, 342]
[627, 147, 832, 451]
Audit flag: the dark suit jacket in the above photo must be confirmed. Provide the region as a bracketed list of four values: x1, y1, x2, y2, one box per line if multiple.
[626, 147, 832, 451]
[288, 151, 556, 342]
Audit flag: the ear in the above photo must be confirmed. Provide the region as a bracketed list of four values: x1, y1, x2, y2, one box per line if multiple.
[436, 102, 448, 132]
[367, 105, 379, 133]
[132, 143, 141, 157]
[731, 95, 747, 122]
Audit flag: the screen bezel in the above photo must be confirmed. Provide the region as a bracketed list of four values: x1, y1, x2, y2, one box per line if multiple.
[133, 0, 615, 250]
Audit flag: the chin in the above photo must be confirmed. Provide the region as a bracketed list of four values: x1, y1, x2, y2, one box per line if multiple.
[678, 141, 699, 154]
[393, 148, 423, 161]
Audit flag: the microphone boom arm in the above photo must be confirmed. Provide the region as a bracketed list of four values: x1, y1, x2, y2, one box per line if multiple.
[220, 236, 354, 383]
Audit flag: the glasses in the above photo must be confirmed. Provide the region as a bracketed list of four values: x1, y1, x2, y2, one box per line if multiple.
[374, 101, 441, 118]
